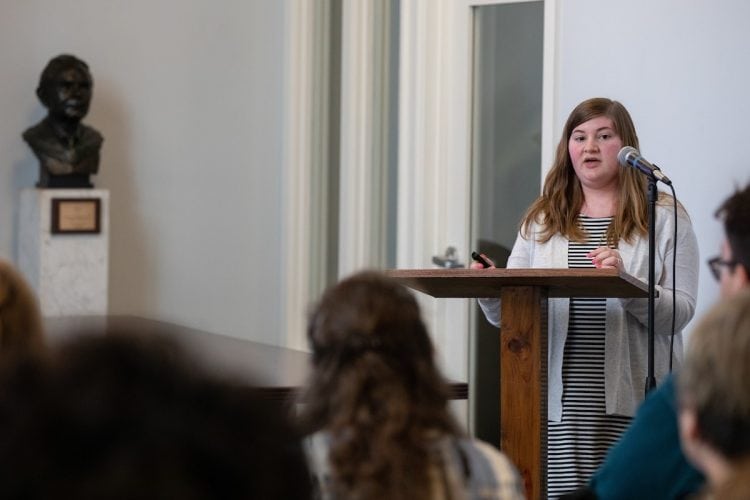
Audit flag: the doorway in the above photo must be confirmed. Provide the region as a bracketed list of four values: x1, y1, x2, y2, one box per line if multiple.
[470, 1, 544, 445]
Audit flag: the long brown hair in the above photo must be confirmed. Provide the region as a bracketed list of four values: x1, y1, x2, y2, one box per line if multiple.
[298, 271, 460, 500]
[521, 97, 650, 245]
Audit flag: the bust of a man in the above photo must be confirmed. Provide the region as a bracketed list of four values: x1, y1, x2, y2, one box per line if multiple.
[22, 54, 103, 188]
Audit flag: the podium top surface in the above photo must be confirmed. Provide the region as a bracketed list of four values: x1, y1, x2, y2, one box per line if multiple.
[385, 268, 648, 299]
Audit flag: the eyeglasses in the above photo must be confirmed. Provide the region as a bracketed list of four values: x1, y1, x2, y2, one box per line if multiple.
[707, 256, 738, 281]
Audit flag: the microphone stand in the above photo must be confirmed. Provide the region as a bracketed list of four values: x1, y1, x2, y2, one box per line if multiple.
[645, 175, 657, 395]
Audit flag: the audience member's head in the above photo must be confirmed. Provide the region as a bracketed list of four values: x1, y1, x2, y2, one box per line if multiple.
[298, 271, 460, 499]
[0, 330, 311, 499]
[678, 289, 750, 493]
[0, 259, 45, 356]
[678, 183, 750, 495]
[711, 183, 750, 297]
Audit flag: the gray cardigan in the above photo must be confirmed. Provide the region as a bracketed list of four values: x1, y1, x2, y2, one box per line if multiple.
[479, 203, 699, 421]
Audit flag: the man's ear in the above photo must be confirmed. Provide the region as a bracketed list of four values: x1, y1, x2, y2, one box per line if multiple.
[738, 264, 749, 288]
[679, 407, 700, 443]
[679, 406, 704, 470]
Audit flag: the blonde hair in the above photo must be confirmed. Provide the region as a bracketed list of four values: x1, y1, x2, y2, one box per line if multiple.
[0, 260, 45, 354]
[678, 289, 750, 459]
[521, 97, 651, 245]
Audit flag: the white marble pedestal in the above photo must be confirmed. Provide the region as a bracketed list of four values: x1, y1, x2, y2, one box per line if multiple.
[19, 189, 109, 316]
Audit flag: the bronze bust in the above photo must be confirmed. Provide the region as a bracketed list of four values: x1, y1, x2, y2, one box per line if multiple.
[23, 55, 103, 188]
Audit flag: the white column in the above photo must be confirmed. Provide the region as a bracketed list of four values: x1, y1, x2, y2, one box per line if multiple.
[282, 0, 336, 350]
[337, 0, 394, 275]
[398, 0, 473, 384]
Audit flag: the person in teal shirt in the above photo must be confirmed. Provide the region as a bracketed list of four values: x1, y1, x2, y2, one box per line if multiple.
[588, 375, 703, 499]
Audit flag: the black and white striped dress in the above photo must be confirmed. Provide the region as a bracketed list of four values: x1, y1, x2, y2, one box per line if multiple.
[546, 215, 632, 498]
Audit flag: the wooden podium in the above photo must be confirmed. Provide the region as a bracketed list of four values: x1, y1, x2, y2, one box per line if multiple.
[386, 268, 648, 499]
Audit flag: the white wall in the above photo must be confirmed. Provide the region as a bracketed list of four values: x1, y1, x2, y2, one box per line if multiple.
[0, 0, 287, 345]
[556, 0, 750, 331]
[3, 0, 748, 349]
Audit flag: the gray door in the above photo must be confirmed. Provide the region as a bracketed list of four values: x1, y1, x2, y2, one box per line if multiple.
[470, 1, 544, 446]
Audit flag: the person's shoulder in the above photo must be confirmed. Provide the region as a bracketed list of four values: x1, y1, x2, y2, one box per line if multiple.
[640, 373, 678, 413]
[655, 192, 691, 220]
[456, 438, 526, 498]
[518, 213, 545, 241]
[460, 438, 502, 457]
[456, 438, 518, 477]
[304, 431, 330, 453]
[659, 373, 677, 393]
[653, 194, 696, 240]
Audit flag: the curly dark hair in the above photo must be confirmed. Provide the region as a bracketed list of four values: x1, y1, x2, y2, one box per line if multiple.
[298, 271, 461, 500]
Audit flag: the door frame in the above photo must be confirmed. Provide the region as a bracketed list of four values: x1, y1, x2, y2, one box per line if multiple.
[397, 0, 558, 418]
[280, 0, 559, 390]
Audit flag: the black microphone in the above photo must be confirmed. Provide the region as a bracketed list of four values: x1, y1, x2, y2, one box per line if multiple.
[617, 146, 672, 186]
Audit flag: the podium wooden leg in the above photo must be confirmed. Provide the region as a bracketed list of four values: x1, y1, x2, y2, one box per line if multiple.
[500, 286, 548, 499]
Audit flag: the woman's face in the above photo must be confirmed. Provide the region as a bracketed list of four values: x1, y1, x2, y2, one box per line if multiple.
[568, 115, 623, 192]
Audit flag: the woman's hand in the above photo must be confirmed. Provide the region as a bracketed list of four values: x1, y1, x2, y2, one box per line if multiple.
[470, 253, 496, 270]
[587, 246, 624, 271]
